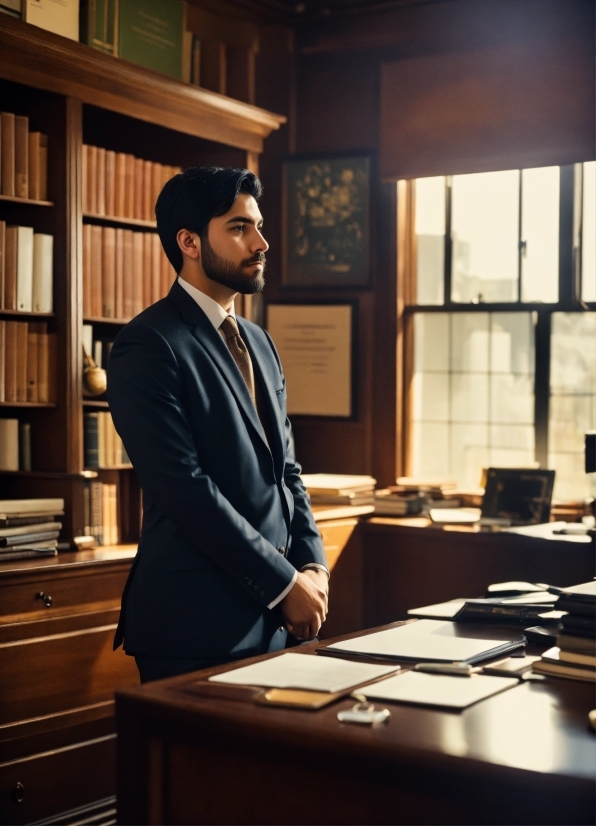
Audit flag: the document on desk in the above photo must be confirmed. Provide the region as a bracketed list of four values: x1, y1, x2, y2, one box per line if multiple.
[361, 671, 519, 710]
[209, 653, 398, 693]
[322, 620, 525, 664]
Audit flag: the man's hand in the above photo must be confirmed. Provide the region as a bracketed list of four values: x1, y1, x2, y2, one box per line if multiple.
[280, 570, 328, 641]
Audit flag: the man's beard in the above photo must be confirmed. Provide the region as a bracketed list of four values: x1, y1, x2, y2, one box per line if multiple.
[201, 235, 266, 294]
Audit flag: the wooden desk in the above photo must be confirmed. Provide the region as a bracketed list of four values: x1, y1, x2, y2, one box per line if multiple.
[116, 624, 596, 826]
[322, 518, 596, 638]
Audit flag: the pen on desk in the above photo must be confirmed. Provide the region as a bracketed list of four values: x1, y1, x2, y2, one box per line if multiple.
[413, 662, 474, 677]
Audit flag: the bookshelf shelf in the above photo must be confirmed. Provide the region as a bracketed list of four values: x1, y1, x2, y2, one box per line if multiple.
[84, 316, 131, 325]
[83, 212, 157, 229]
[83, 400, 109, 408]
[85, 465, 134, 471]
[0, 309, 55, 318]
[0, 194, 54, 207]
[0, 402, 57, 408]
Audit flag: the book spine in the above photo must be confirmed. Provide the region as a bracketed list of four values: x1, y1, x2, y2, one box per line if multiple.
[123, 229, 134, 318]
[84, 412, 99, 468]
[151, 232, 161, 304]
[83, 223, 92, 317]
[0, 530, 60, 547]
[88, 145, 97, 213]
[134, 157, 143, 221]
[0, 418, 19, 471]
[47, 332, 57, 403]
[32, 233, 53, 313]
[115, 227, 124, 319]
[151, 162, 162, 219]
[38, 134, 47, 201]
[142, 231, 152, 309]
[4, 225, 17, 310]
[18, 421, 31, 471]
[0, 320, 4, 402]
[37, 324, 49, 403]
[15, 321, 28, 402]
[102, 226, 116, 317]
[84, 480, 91, 535]
[124, 154, 135, 219]
[0, 220, 5, 310]
[4, 321, 17, 402]
[105, 149, 116, 217]
[14, 115, 29, 199]
[96, 146, 106, 216]
[16, 225, 34, 312]
[26, 322, 38, 402]
[82, 143, 89, 213]
[1, 112, 15, 197]
[28, 132, 41, 200]
[143, 159, 152, 222]
[132, 231, 143, 315]
[90, 224, 103, 317]
[115, 152, 126, 217]
[91, 481, 103, 544]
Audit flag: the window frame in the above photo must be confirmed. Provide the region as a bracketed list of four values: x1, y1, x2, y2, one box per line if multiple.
[398, 164, 596, 478]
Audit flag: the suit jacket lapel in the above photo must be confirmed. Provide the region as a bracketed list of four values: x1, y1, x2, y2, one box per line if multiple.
[168, 283, 269, 453]
[239, 319, 285, 472]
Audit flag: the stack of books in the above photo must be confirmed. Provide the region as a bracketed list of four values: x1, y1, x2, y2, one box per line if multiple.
[533, 581, 595, 682]
[374, 489, 427, 517]
[84, 411, 130, 469]
[301, 474, 377, 507]
[82, 225, 174, 320]
[0, 498, 64, 561]
[0, 223, 54, 312]
[0, 320, 56, 403]
[0, 111, 48, 201]
[82, 145, 181, 223]
[83, 481, 119, 546]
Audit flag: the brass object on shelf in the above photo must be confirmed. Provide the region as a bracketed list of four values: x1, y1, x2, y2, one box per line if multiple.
[83, 350, 107, 396]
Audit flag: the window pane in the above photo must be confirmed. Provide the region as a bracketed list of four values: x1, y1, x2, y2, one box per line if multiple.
[549, 312, 596, 501]
[521, 167, 559, 303]
[411, 312, 535, 487]
[583, 162, 596, 302]
[415, 176, 445, 305]
[451, 170, 519, 303]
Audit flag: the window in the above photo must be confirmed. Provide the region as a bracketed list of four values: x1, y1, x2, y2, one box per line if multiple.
[404, 164, 596, 501]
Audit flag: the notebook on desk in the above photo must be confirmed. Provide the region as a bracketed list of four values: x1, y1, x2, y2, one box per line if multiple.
[319, 620, 526, 665]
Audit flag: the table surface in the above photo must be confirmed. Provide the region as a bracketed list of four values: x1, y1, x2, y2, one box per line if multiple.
[116, 620, 596, 784]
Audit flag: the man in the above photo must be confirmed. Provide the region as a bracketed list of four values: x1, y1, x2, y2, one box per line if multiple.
[108, 166, 329, 683]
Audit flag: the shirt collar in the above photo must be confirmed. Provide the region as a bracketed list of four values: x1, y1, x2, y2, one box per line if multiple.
[177, 277, 236, 331]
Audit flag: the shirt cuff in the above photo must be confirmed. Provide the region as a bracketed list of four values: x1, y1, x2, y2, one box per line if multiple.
[301, 563, 330, 578]
[267, 569, 298, 610]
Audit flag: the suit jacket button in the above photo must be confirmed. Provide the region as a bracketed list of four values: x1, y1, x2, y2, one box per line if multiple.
[279, 626, 284, 632]
[278, 546, 285, 555]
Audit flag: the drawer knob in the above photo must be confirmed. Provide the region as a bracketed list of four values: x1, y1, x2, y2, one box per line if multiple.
[36, 591, 53, 608]
[13, 782, 25, 804]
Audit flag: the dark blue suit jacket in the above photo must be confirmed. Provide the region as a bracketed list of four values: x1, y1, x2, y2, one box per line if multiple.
[107, 281, 326, 659]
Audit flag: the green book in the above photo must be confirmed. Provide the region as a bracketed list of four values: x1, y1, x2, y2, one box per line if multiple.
[118, 0, 183, 79]
[81, 0, 118, 55]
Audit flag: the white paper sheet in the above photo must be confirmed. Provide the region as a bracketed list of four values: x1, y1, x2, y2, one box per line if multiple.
[209, 653, 398, 693]
[327, 620, 517, 663]
[362, 671, 519, 709]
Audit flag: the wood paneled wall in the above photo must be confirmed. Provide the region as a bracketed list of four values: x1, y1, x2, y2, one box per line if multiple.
[255, 0, 596, 485]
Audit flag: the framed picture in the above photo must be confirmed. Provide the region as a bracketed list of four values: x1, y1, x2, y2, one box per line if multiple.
[266, 303, 355, 418]
[282, 154, 371, 288]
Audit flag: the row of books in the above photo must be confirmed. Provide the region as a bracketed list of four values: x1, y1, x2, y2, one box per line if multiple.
[0, 498, 63, 561]
[82, 224, 174, 320]
[84, 481, 119, 546]
[0, 223, 54, 312]
[84, 411, 130, 469]
[82, 324, 114, 370]
[0, 419, 32, 471]
[301, 474, 377, 507]
[533, 582, 595, 682]
[83, 145, 182, 222]
[0, 111, 48, 200]
[0, 320, 56, 403]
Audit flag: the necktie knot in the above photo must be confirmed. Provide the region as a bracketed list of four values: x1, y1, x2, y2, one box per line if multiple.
[220, 315, 240, 341]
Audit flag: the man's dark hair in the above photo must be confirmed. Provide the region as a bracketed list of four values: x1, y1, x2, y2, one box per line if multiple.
[155, 166, 263, 274]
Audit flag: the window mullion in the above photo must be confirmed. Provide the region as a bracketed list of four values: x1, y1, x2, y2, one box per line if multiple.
[559, 165, 575, 306]
[534, 310, 551, 470]
[444, 176, 453, 306]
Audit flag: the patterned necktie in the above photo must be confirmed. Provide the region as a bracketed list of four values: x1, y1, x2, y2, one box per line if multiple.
[220, 315, 256, 406]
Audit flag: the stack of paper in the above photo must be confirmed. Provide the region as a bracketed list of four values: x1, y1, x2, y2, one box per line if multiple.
[208, 652, 397, 693]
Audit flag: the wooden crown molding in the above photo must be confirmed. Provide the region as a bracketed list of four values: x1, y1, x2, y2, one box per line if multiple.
[0, 16, 285, 153]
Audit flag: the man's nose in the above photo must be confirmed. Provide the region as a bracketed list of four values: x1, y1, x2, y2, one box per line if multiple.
[251, 229, 269, 253]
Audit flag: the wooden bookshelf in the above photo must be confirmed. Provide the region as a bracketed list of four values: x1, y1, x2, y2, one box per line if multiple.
[0, 309, 54, 317]
[83, 212, 157, 229]
[0, 194, 54, 206]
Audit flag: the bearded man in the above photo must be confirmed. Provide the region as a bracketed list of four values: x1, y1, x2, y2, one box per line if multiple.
[107, 166, 329, 683]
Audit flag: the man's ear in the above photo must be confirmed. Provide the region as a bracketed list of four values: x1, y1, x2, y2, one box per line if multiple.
[176, 229, 201, 261]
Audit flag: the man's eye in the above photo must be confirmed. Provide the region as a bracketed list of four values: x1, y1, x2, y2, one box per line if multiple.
[232, 225, 245, 232]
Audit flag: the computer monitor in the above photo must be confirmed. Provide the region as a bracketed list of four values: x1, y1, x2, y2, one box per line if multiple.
[481, 468, 555, 526]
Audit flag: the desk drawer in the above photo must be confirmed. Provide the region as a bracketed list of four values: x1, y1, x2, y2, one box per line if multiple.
[0, 568, 128, 625]
[0, 624, 139, 725]
[317, 520, 358, 571]
[0, 734, 116, 825]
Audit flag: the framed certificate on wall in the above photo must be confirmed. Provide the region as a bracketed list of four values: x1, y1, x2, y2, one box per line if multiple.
[266, 303, 354, 418]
